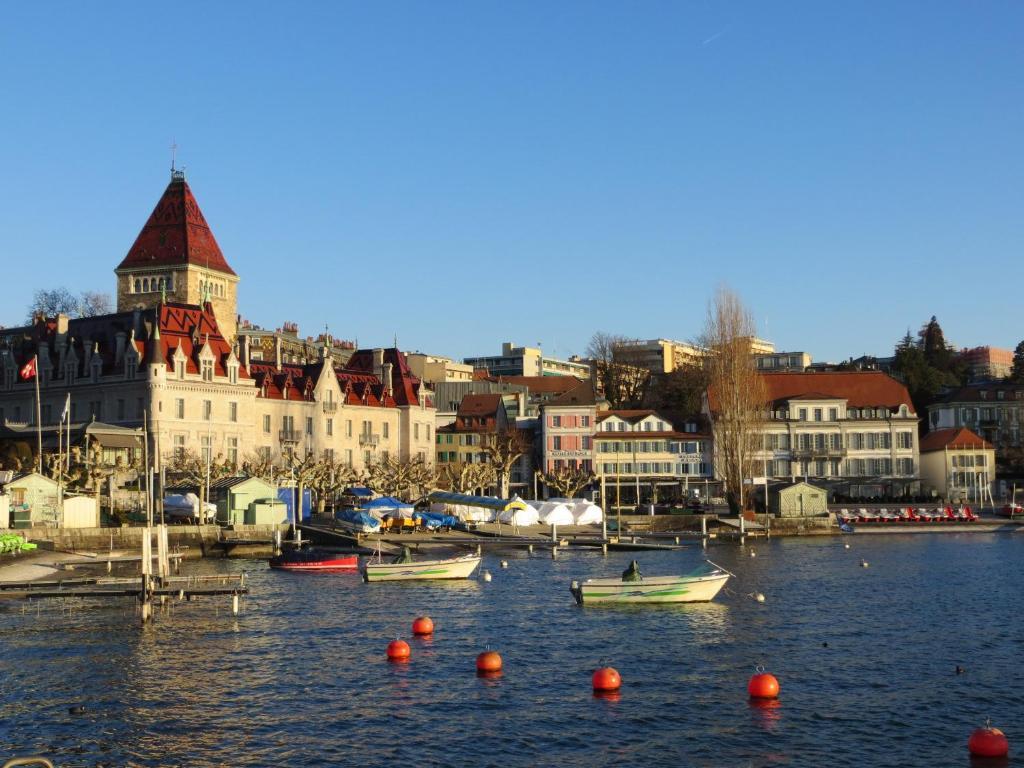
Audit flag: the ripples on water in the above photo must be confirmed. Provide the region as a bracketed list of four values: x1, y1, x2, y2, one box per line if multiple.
[2, 534, 1022, 767]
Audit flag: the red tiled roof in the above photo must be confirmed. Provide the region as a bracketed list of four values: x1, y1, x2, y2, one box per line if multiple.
[709, 371, 915, 414]
[344, 348, 427, 407]
[919, 428, 993, 452]
[159, 303, 245, 378]
[934, 384, 1024, 404]
[492, 375, 583, 393]
[117, 176, 236, 276]
[457, 393, 503, 417]
[544, 382, 597, 407]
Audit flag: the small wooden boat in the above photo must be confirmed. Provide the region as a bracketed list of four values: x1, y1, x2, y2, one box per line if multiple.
[269, 548, 359, 571]
[362, 553, 481, 582]
[570, 561, 731, 605]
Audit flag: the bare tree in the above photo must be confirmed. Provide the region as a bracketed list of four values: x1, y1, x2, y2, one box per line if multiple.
[540, 466, 595, 498]
[438, 462, 493, 495]
[365, 455, 434, 500]
[700, 286, 768, 514]
[241, 451, 279, 483]
[480, 428, 530, 498]
[307, 457, 364, 513]
[79, 291, 113, 317]
[165, 448, 235, 510]
[586, 331, 650, 408]
[25, 287, 113, 323]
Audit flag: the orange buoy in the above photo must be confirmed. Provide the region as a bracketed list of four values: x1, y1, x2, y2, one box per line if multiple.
[476, 650, 503, 674]
[968, 723, 1009, 758]
[748, 667, 780, 699]
[386, 639, 410, 661]
[412, 616, 434, 636]
[592, 666, 622, 692]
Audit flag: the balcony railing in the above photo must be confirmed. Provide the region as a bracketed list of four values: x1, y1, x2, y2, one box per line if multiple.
[359, 433, 380, 447]
[791, 447, 847, 459]
[279, 429, 301, 444]
[322, 401, 338, 414]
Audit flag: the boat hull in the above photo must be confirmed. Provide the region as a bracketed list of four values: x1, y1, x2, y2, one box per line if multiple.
[571, 572, 729, 604]
[269, 554, 359, 571]
[363, 554, 481, 582]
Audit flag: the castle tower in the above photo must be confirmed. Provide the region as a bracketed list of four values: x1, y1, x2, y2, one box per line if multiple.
[115, 170, 239, 341]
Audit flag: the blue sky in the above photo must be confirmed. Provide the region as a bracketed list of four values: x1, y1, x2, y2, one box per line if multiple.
[2, 2, 1021, 363]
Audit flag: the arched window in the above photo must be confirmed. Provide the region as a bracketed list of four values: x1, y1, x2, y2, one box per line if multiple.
[157, 277, 164, 290]
[143, 278, 150, 292]
[134, 279, 141, 293]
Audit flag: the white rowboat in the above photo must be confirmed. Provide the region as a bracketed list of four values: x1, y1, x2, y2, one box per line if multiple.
[570, 564, 730, 605]
[362, 553, 481, 582]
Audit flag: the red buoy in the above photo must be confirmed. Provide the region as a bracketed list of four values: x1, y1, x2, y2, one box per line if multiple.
[592, 666, 622, 692]
[386, 639, 410, 662]
[476, 650, 503, 674]
[412, 616, 434, 636]
[968, 724, 1009, 758]
[748, 667, 780, 699]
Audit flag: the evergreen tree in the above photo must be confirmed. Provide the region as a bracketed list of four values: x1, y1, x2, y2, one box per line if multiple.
[1011, 340, 1024, 383]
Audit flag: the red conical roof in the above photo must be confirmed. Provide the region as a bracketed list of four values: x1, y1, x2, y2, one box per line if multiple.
[117, 173, 235, 276]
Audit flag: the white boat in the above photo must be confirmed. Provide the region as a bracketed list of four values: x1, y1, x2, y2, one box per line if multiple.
[570, 562, 731, 605]
[362, 553, 481, 582]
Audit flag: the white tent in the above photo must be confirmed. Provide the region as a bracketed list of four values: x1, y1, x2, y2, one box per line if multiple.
[537, 502, 574, 526]
[571, 501, 604, 525]
[459, 505, 496, 523]
[497, 505, 540, 525]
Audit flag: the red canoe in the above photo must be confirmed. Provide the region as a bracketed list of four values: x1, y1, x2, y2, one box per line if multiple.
[269, 550, 359, 571]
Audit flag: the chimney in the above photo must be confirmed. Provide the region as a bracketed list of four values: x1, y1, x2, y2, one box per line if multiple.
[373, 348, 385, 377]
[82, 338, 92, 369]
[241, 334, 252, 369]
[274, 336, 283, 371]
[383, 362, 393, 396]
[115, 331, 127, 365]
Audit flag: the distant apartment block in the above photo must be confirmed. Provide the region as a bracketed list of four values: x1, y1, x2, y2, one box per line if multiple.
[406, 353, 474, 385]
[958, 346, 1013, 382]
[614, 337, 776, 374]
[464, 342, 590, 379]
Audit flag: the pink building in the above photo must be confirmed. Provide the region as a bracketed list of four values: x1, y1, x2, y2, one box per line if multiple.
[540, 383, 597, 473]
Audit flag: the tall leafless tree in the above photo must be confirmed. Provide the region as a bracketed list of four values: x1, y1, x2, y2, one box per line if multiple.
[700, 286, 768, 514]
[586, 331, 650, 408]
[479, 428, 530, 498]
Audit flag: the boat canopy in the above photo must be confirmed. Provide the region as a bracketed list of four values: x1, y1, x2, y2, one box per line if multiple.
[362, 496, 414, 511]
[427, 491, 529, 512]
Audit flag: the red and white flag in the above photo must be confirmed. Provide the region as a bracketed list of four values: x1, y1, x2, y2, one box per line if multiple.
[19, 357, 36, 380]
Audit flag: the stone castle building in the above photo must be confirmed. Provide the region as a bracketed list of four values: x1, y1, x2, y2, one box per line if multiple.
[0, 171, 435, 477]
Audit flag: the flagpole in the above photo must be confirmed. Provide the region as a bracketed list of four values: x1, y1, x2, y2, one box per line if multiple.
[34, 354, 42, 474]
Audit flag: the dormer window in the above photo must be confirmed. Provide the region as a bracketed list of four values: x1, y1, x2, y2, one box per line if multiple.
[90, 355, 102, 383]
[126, 357, 138, 380]
[228, 363, 238, 384]
[201, 359, 214, 382]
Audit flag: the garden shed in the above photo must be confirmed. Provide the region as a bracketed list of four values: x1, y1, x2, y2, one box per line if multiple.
[769, 481, 829, 517]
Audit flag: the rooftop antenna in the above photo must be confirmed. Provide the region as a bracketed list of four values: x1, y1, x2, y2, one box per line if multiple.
[170, 139, 177, 174]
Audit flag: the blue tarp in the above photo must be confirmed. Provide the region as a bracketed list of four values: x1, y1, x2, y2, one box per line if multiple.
[277, 488, 312, 522]
[363, 496, 414, 511]
[335, 509, 381, 533]
[415, 511, 459, 530]
[346, 486, 375, 498]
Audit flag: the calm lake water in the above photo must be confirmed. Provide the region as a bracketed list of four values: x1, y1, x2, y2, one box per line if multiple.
[1, 533, 1022, 767]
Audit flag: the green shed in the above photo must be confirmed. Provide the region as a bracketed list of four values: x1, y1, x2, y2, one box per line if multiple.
[209, 477, 279, 525]
[1, 472, 60, 528]
[769, 481, 829, 517]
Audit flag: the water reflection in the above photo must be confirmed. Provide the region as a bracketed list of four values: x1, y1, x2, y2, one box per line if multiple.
[3, 540, 1024, 766]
